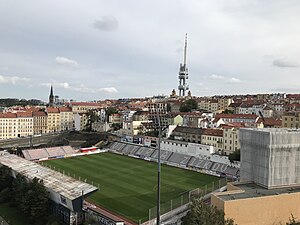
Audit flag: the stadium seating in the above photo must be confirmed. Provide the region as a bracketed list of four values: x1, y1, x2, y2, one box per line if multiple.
[22, 146, 77, 161]
[167, 152, 191, 165]
[110, 142, 126, 152]
[134, 147, 155, 158]
[109, 142, 240, 179]
[26, 148, 49, 160]
[63, 146, 76, 154]
[150, 150, 173, 161]
[187, 157, 214, 170]
[46, 147, 65, 157]
[122, 144, 140, 155]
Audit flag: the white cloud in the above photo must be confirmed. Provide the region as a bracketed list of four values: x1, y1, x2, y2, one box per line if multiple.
[272, 59, 298, 68]
[209, 74, 242, 84]
[97, 87, 118, 93]
[55, 56, 79, 67]
[227, 77, 242, 83]
[40, 81, 118, 94]
[93, 15, 118, 31]
[210, 74, 225, 80]
[0, 75, 29, 84]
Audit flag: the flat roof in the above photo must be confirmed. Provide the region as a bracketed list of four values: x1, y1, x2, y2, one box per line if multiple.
[241, 128, 300, 133]
[219, 182, 300, 201]
[0, 154, 98, 201]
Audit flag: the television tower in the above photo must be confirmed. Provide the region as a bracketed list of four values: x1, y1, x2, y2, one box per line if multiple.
[178, 33, 189, 97]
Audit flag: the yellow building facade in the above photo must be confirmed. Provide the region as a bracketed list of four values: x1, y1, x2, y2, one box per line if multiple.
[212, 182, 300, 225]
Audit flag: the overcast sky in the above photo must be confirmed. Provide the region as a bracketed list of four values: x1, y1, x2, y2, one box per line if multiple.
[0, 0, 300, 101]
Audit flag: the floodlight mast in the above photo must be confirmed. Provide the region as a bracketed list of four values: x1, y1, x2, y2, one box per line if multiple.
[156, 107, 161, 225]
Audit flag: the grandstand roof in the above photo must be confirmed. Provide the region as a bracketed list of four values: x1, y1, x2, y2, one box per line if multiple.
[0, 154, 98, 201]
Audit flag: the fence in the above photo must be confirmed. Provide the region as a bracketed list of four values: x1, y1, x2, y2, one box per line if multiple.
[141, 178, 227, 224]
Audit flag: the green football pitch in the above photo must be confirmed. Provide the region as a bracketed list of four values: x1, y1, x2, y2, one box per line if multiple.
[42, 152, 219, 222]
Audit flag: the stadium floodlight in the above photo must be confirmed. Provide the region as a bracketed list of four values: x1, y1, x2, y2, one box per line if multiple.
[156, 107, 162, 225]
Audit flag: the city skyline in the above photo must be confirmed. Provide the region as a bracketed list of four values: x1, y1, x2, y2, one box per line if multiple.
[0, 0, 300, 101]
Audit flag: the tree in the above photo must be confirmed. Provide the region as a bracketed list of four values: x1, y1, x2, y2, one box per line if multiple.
[228, 150, 240, 163]
[85, 109, 99, 131]
[182, 198, 235, 225]
[180, 99, 198, 112]
[106, 107, 118, 122]
[222, 109, 234, 114]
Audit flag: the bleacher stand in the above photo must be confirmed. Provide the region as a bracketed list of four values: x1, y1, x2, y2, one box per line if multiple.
[122, 144, 140, 155]
[187, 157, 214, 170]
[108, 142, 240, 179]
[167, 152, 191, 166]
[110, 142, 126, 152]
[134, 147, 155, 158]
[46, 147, 66, 158]
[22, 146, 76, 161]
[150, 150, 173, 162]
[26, 148, 49, 160]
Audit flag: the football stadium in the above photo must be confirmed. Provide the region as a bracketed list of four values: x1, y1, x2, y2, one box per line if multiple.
[42, 152, 220, 223]
[1, 141, 237, 224]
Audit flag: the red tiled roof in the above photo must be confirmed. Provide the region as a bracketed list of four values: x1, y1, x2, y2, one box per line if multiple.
[257, 118, 282, 126]
[215, 113, 258, 119]
[202, 128, 223, 137]
[16, 112, 33, 117]
[32, 111, 47, 117]
[0, 112, 17, 118]
[220, 122, 246, 129]
[70, 102, 101, 107]
[47, 107, 60, 113]
[58, 107, 72, 112]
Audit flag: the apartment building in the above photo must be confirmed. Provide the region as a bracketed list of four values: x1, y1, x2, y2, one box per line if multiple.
[69, 102, 102, 113]
[0, 113, 18, 140]
[46, 107, 60, 133]
[16, 112, 34, 138]
[74, 113, 88, 131]
[222, 127, 240, 155]
[59, 107, 74, 131]
[32, 111, 47, 135]
[201, 128, 223, 152]
[282, 112, 300, 128]
[198, 99, 218, 112]
[217, 97, 233, 111]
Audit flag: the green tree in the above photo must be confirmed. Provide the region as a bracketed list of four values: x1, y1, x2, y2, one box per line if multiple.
[182, 198, 235, 225]
[0, 165, 13, 191]
[106, 107, 118, 121]
[223, 109, 234, 114]
[228, 150, 240, 163]
[180, 99, 198, 112]
[85, 109, 99, 131]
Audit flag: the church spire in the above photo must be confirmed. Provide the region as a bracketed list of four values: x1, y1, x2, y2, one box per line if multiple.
[49, 85, 54, 106]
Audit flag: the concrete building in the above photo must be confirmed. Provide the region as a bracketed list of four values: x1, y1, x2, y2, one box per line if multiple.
[160, 139, 215, 157]
[240, 128, 300, 188]
[211, 182, 300, 225]
[211, 128, 300, 225]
